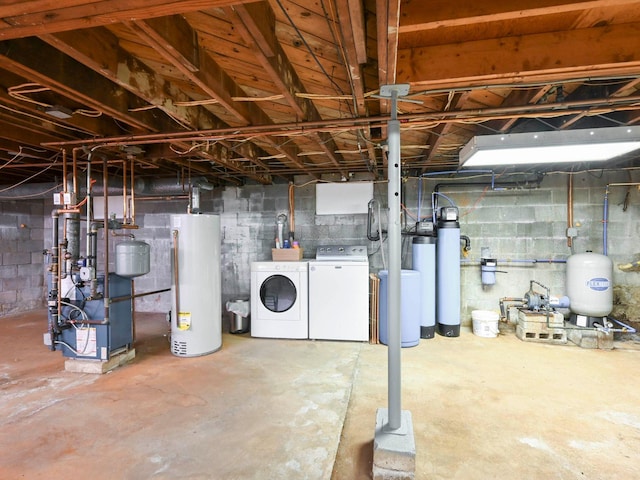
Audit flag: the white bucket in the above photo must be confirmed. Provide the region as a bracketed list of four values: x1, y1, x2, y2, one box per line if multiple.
[471, 310, 500, 338]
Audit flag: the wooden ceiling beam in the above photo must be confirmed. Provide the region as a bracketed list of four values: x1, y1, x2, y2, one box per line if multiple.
[39, 29, 221, 131]
[0, 83, 116, 139]
[399, 0, 640, 33]
[333, 0, 378, 174]
[0, 37, 178, 133]
[0, 0, 255, 41]
[424, 92, 471, 164]
[483, 85, 554, 133]
[229, 2, 348, 175]
[128, 16, 254, 126]
[376, 0, 401, 115]
[398, 22, 640, 89]
[128, 15, 314, 177]
[0, 121, 63, 145]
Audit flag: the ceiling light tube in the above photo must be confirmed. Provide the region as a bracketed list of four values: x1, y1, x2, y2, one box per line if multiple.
[459, 126, 640, 168]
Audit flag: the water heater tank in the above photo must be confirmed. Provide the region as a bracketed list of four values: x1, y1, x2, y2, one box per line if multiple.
[566, 252, 613, 317]
[115, 241, 151, 278]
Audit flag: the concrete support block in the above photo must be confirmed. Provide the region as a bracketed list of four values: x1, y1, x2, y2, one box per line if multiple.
[568, 328, 614, 350]
[516, 310, 567, 344]
[373, 408, 416, 479]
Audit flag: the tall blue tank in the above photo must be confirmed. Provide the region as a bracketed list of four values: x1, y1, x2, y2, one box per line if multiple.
[436, 207, 460, 337]
[378, 270, 420, 347]
[412, 235, 436, 338]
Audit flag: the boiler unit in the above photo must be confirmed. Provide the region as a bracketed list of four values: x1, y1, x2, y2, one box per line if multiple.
[436, 206, 461, 337]
[48, 273, 133, 360]
[45, 203, 150, 363]
[170, 214, 222, 357]
[566, 252, 613, 327]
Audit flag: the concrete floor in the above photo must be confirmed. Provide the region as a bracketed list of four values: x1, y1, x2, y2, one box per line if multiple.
[2, 311, 640, 479]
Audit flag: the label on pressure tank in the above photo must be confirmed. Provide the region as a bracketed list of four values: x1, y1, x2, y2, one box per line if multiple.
[587, 278, 610, 291]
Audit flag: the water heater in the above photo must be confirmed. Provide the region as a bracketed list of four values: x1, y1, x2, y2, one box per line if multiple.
[566, 252, 613, 327]
[170, 214, 222, 356]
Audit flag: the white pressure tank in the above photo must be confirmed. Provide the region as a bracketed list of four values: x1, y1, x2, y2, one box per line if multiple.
[170, 214, 221, 357]
[115, 241, 151, 278]
[566, 252, 613, 317]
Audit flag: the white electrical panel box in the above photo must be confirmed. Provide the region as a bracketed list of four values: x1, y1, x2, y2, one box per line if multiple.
[315, 182, 373, 215]
[92, 195, 127, 220]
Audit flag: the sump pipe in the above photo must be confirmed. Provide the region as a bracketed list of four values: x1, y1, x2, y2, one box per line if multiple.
[602, 182, 640, 256]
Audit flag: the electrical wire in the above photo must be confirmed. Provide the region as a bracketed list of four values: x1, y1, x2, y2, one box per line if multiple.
[0, 148, 23, 171]
[0, 153, 60, 196]
[54, 301, 92, 355]
[274, 0, 344, 97]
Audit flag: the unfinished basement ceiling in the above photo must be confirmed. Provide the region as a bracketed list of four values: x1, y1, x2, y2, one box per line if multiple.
[0, 0, 639, 187]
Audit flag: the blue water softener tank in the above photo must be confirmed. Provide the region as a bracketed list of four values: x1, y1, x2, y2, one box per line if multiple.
[378, 270, 420, 347]
[412, 235, 436, 338]
[436, 206, 461, 337]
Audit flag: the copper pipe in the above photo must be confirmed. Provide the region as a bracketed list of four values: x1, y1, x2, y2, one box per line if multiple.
[55, 208, 81, 213]
[42, 94, 640, 148]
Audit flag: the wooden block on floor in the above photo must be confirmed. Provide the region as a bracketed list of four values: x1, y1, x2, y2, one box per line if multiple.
[65, 348, 136, 374]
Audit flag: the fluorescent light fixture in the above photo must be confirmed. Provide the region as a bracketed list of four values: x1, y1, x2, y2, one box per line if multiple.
[45, 105, 73, 119]
[459, 126, 640, 168]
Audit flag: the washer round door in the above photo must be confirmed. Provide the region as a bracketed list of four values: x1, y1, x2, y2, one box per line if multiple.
[260, 274, 297, 313]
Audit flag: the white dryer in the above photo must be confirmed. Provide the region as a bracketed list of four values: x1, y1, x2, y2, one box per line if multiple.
[250, 261, 308, 339]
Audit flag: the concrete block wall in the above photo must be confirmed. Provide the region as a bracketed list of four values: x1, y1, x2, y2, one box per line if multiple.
[398, 170, 640, 325]
[116, 168, 640, 327]
[0, 200, 46, 316]
[17, 168, 639, 328]
[132, 176, 375, 313]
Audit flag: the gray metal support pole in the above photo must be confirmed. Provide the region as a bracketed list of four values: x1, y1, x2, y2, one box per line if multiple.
[387, 90, 402, 430]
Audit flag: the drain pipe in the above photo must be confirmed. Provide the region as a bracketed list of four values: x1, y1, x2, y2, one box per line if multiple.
[603, 182, 640, 256]
[47, 210, 60, 350]
[102, 157, 110, 325]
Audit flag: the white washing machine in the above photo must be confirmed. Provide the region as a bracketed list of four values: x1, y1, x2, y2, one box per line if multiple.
[250, 261, 308, 339]
[308, 245, 369, 341]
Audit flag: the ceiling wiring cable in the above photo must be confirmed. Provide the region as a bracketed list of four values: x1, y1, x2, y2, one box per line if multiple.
[0, 153, 60, 195]
[321, 0, 358, 117]
[0, 103, 93, 136]
[0, 183, 61, 200]
[274, 0, 345, 97]
[0, 148, 23, 171]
